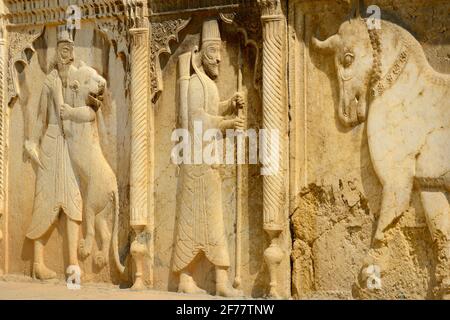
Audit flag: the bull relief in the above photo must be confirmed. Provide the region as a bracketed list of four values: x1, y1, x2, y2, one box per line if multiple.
[0, 0, 448, 302]
[312, 6, 450, 298]
[291, 0, 450, 300]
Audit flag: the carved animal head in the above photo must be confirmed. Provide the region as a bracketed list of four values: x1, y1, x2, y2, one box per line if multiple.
[70, 63, 107, 109]
[312, 16, 378, 127]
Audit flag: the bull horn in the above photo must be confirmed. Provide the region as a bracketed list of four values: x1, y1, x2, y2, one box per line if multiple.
[311, 34, 340, 53]
[352, 0, 363, 18]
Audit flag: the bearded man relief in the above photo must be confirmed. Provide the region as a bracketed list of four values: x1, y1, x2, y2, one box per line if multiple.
[24, 29, 125, 280]
[311, 7, 450, 298]
[173, 19, 246, 297]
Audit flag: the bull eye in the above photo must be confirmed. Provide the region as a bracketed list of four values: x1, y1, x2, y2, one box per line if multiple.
[343, 53, 354, 68]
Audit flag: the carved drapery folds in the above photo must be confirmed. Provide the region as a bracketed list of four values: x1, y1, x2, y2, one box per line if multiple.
[259, 0, 287, 298]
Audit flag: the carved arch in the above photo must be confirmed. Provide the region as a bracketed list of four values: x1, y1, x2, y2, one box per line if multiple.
[7, 26, 45, 107]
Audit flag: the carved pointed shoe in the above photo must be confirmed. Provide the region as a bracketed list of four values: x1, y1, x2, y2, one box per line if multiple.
[216, 283, 244, 297]
[32, 262, 57, 280]
[178, 274, 207, 295]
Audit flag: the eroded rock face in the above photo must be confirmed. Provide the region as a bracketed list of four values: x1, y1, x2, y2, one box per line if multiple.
[0, 0, 448, 300]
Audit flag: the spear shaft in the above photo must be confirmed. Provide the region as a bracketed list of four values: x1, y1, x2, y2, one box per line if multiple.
[234, 41, 244, 289]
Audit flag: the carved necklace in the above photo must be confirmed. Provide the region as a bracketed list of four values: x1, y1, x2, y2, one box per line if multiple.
[367, 25, 410, 98]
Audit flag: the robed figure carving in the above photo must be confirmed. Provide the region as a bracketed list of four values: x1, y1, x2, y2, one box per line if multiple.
[173, 19, 246, 297]
[24, 30, 82, 280]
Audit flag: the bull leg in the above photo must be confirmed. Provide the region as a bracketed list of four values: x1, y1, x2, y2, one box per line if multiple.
[374, 176, 414, 243]
[79, 206, 95, 260]
[94, 203, 112, 269]
[420, 190, 450, 299]
[359, 172, 414, 290]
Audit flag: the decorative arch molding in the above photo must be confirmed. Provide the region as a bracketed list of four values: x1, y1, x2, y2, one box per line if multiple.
[7, 26, 44, 107]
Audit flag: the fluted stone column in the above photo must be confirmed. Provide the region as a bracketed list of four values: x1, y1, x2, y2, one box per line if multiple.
[129, 16, 151, 290]
[0, 18, 6, 276]
[259, 0, 288, 298]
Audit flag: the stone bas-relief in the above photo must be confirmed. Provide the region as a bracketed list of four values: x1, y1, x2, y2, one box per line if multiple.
[0, 0, 448, 300]
[23, 29, 125, 279]
[173, 19, 246, 297]
[311, 5, 450, 299]
[23, 31, 84, 280]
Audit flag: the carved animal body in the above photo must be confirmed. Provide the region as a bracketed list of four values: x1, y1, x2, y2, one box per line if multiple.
[53, 63, 125, 273]
[312, 19, 450, 244]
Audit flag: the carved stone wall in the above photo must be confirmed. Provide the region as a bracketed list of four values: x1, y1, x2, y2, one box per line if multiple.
[0, 0, 448, 300]
[6, 21, 131, 283]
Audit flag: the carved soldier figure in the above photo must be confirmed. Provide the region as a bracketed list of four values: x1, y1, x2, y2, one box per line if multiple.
[173, 19, 245, 296]
[24, 30, 82, 280]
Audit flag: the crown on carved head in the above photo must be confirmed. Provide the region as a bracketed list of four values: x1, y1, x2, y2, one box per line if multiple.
[202, 19, 221, 43]
[57, 27, 74, 44]
[258, 0, 281, 16]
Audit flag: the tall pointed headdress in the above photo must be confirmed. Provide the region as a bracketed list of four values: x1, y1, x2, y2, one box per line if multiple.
[201, 19, 221, 43]
[57, 26, 74, 44]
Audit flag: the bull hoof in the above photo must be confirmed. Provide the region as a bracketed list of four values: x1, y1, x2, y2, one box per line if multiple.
[95, 253, 107, 269]
[78, 239, 92, 259]
[360, 265, 382, 291]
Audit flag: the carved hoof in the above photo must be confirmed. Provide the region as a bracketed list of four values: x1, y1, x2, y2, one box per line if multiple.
[360, 264, 382, 291]
[94, 253, 107, 269]
[78, 239, 91, 259]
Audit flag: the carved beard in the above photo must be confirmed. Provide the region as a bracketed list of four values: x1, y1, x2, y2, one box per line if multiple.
[202, 54, 219, 80]
[57, 53, 74, 88]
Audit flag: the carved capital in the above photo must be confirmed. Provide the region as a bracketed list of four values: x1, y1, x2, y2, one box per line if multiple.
[124, 0, 149, 29]
[130, 27, 149, 48]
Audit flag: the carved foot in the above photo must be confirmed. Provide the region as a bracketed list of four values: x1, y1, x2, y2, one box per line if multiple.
[32, 263, 57, 280]
[78, 239, 92, 259]
[216, 284, 244, 298]
[178, 274, 206, 295]
[95, 252, 107, 269]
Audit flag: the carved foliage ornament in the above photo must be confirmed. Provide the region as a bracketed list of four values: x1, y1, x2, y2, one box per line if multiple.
[95, 20, 129, 61]
[8, 26, 45, 107]
[219, 12, 263, 91]
[151, 18, 191, 103]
